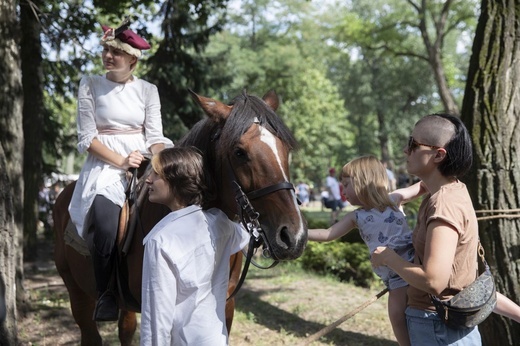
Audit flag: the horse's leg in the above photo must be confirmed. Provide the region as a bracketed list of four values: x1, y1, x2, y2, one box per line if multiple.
[225, 297, 236, 334]
[225, 252, 243, 333]
[118, 310, 137, 346]
[53, 182, 101, 346]
[58, 267, 102, 345]
[55, 250, 100, 345]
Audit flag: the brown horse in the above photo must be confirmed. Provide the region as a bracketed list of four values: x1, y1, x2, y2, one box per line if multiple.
[53, 90, 308, 345]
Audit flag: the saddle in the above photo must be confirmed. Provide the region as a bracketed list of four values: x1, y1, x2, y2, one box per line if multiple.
[63, 162, 151, 312]
[114, 161, 151, 312]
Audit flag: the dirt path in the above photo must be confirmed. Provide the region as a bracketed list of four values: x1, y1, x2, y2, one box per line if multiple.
[18, 234, 396, 346]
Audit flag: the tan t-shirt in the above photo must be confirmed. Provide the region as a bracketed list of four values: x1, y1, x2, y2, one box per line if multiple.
[407, 181, 479, 311]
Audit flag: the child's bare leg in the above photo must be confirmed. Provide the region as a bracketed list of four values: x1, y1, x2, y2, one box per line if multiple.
[388, 286, 410, 346]
[494, 292, 520, 323]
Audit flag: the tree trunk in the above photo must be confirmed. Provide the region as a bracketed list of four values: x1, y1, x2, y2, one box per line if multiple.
[0, 0, 24, 342]
[20, 0, 44, 260]
[415, 0, 460, 115]
[429, 48, 459, 115]
[461, 0, 520, 344]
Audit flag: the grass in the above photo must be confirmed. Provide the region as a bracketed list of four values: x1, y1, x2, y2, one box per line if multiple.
[227, 205, 397, 345]
[229, 261, 395, 346]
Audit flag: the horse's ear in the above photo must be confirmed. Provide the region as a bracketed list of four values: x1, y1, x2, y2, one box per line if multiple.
[262, 90, 279, 112]
[189, 89, 232, 121]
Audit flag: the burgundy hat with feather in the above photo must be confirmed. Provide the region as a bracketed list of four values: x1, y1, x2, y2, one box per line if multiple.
[101, 17, 150, 58]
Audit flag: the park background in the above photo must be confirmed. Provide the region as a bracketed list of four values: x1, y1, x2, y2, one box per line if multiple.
[1, 0, 520, 344]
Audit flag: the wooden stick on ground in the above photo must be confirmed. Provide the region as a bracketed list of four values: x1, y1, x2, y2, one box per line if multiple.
[299, 287, 389, 346]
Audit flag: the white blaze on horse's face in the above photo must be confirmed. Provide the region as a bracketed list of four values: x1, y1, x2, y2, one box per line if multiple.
[259, 125, 306, 239]
[259, 126, 289, 182]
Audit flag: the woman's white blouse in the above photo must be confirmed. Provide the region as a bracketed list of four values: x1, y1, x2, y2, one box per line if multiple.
[69, 75, 173, 237]
[140, 206, 250, 346]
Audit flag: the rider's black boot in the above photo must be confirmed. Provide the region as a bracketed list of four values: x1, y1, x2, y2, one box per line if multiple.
[91, 250, 119, 322]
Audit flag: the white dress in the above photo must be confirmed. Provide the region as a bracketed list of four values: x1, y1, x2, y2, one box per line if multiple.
[140, 206, 250, 346]
[68, 75, 173, 238]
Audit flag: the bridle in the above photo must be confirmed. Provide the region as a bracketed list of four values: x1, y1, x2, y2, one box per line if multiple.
[224, 120, 296, 300]
[226, 161, 295, 300]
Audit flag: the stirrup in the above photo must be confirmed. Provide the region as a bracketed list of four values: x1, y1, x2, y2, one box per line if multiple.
[93, 291, 119, 322]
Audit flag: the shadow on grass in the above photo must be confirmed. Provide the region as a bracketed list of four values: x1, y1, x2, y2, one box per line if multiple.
[234, 287, 397, 346]
[19, 233, 124, 346]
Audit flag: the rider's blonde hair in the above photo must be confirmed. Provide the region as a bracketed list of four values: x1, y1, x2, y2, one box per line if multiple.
[341, 155, 397, 211]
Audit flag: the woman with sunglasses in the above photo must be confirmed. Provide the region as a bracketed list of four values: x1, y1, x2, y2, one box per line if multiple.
[372, 113, 520, 345]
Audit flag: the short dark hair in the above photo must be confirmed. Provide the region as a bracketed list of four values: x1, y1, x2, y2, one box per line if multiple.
[426, 113, 473, 178]
[151, 147, 207, 206]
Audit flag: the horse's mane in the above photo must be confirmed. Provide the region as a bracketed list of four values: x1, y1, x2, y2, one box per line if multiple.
[176, 115, 219, 151]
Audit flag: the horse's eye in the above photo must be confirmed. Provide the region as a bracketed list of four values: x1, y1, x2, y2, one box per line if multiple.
[233, 147, 247, 160]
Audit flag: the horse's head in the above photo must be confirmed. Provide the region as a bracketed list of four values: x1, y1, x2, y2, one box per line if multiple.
[180, 90, 307, 260]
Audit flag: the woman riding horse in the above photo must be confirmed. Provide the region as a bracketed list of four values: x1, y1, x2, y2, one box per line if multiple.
[68, 19, 173, 321]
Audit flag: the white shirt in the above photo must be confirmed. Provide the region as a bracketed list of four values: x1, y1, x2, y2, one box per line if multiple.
[68, 75, 173, 237]
[140, 206, 249, 346]
[326, 175, 342, 200]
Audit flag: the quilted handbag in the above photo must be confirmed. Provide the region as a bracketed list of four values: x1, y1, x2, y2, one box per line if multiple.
[430, 241, 497, 329]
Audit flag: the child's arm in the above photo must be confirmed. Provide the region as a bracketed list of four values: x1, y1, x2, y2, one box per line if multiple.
[494, 292, 520, 323]
[308, 210, 357, 242]
[389, 181, 427, 206]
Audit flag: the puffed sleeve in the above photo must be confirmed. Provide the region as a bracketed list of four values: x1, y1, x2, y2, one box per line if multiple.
[141, 239, 177, 345]
[143, 82, 173, 151]
[76, 76, 98, 153]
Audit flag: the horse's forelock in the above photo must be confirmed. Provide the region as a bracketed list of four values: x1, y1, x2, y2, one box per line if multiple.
[219, 94, 298, 154]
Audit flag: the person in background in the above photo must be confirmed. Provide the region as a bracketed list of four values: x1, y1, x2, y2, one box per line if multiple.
[325, 167, 343, 224]
[140, 147, 249, 345]
[372, 113, 520, 345]
[68, 18, 173, 321]
[382, 159, 397, 191]
[296, 181, 310, 207]
[309, 156, 413, 346]
[38, 183, 52, 233]
[397, 166, 410, 188]
[48, 183, 62, 209]
[320, 188, 329, 212]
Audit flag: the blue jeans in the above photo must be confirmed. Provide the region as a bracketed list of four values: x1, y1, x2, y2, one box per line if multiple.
[406, 307, 481, 345]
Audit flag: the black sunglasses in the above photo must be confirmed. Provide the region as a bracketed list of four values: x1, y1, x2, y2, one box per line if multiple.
[407, 136, 442, 152]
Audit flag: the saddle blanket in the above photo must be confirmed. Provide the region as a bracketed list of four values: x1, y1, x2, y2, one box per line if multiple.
[63, 219, 90, 256]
